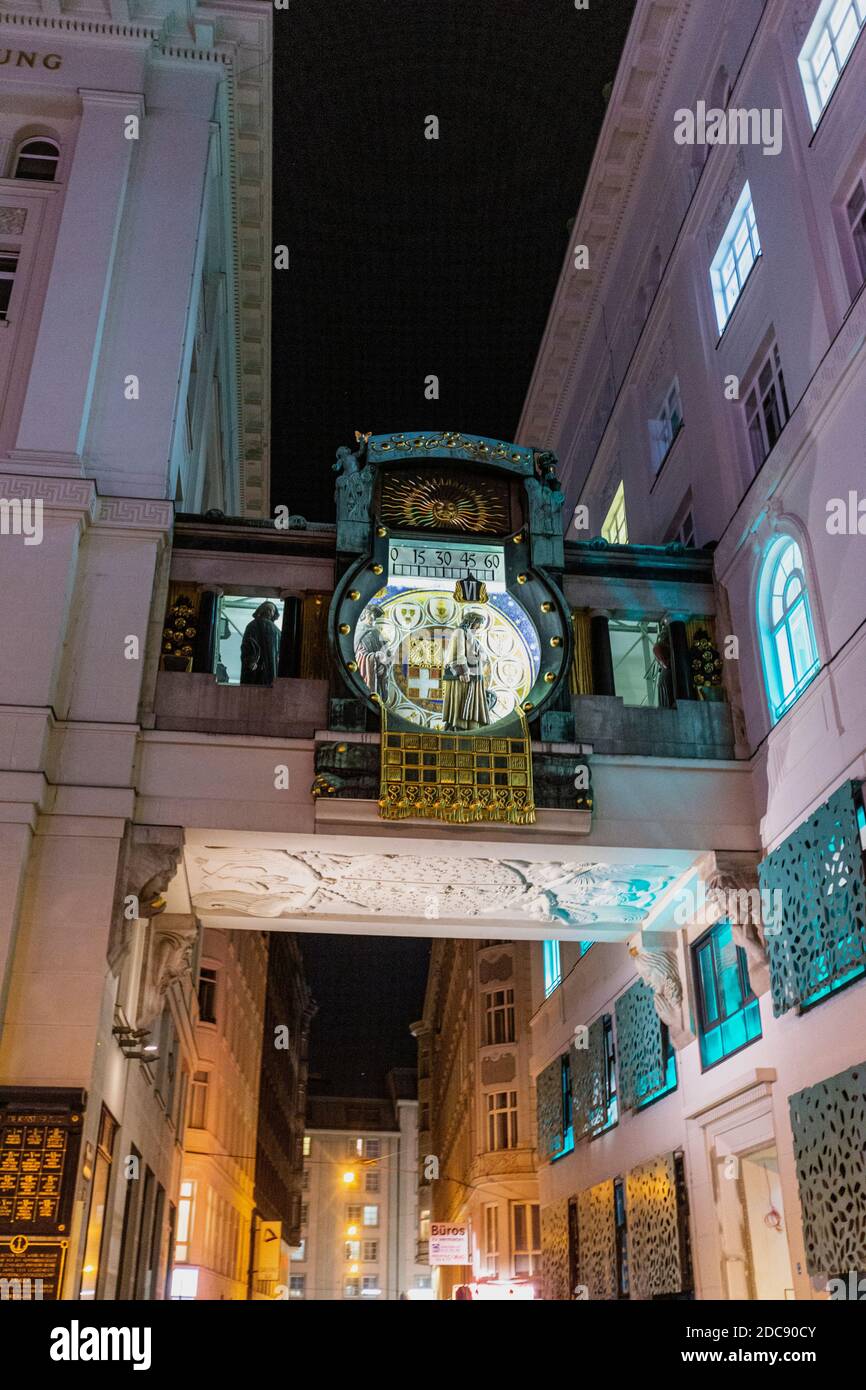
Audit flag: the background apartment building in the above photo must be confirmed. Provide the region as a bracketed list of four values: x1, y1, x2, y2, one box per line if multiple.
[414, 940, 541, 1299]
[294, 1073, 429, 1301]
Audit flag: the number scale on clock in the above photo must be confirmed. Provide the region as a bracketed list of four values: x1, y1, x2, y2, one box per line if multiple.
[388, 543, 504, 582]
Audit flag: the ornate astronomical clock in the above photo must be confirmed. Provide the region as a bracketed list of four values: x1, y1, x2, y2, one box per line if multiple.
[329, 431, 572, 824]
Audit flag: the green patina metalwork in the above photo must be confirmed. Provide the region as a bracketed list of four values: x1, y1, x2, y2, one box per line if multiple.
[571, 1016, 607, 1139]
[615, 979, 666, 1111]
[758, 780, 866, 1017]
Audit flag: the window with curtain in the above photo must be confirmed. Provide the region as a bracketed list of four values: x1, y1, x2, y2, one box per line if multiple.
[758, 536, 820, 722]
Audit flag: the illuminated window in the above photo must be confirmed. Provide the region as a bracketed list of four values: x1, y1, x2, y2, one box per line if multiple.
[302, 1135, 311, 1157]
[798, 0, 866, 127]
[362, 1275, 380, 1295]
[543, 940, 561, 998]
[550, 1054, 574, 1162]
[13, 137, 59, 181]
[757, 536, 820, 722]
[511, 1202, 541, 1276]
[601, 481, 628, 544]
[346, 1137, 363, 1159]
[710, 183, 761, 333]
[483, 1203, 499, 1275]
[362, 1205, 379, 1228]
[289, 1274, 305, 1299]
[693, 920, 762, 1068]
[345, 1239, 360, 1261]
[175, 1180, 196, 1264]
[634, 1025, 678, 1109]
[344, 1276, 360, 1298]
[486, 1091, 518, 1151]
[347, 1204, 362, 1223]
[614, 1178, 629, 1298]
[79, 1106, 118, 1300]
[483, 988, 515, 1045]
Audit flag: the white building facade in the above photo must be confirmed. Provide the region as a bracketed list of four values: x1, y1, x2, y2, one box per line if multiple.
[520, 0, 866, 1301]
[0, 0, 270, 1299]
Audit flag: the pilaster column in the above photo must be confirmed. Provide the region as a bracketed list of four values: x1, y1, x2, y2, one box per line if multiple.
[278, 592, 302, 678]
[666, 613, 694, 703]
[13, 90, 145, 463]
[589, 609, 615, 697]
[193, 587, 222, 675]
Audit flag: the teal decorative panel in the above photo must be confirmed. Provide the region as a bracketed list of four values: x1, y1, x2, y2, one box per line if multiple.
[789, 1060, 866, 1276]
[758, 780, 866, 1017]
[626, 1152, 683, 1299]
[577, 1180, 617, 1300]
[540, 1199, 571, 1301]
[615, 980, 665, 1111]
[536, 1056, 564, 1159]
[571, 1016, 607, 1138]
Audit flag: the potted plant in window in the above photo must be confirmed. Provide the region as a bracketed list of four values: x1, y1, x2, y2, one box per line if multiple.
[689, 626, 725, 701]
[161, 594, 197, 672]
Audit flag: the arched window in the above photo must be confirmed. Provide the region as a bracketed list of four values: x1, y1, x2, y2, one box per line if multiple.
[13, 138, 60, 182]
[758, 536, 820, 721]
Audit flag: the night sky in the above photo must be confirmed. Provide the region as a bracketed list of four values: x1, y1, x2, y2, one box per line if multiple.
[272, 0, 637, 523]
[299, 934, 432, 1098]
[274, 1, 636, 1094]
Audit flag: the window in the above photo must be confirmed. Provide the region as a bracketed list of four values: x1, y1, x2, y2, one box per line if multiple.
[365, 1171, 380, 1193]
[362, 1240, 378, 1261]
[601, 480, 628, 544]
[798, 0, 866, 127]
[362, 1275, 380, 1295]
[674, 510, 695, 547]
[744, 342, 789, 471]
[650, 379, 684, 472]
[482, 1203, 499, 1275]
[291, 1237, 306, 1262]
[543, 940, 561, 997]
[710, 182, 761, 333]
[215, 594, 283, 685]
[0, 251, 19, 321]
[846, 176, 866, 284]
[300, 1203, 308, 1227]
[610, 619, 664, 708]
[693, 920, 762, 1069]
[365, 1139, 380, 1158]
[592, 1014, 619, 1138]
[189, 1072, 209, 1129]
[344, 1276, 360, 1298]
[13, 137, 60, 181]
[302, 1135, 311, 1157]
[551, 1054, 574, 1162]
[197, 967, 217, 1024]
[345, 1239, 360, 1261]
[175, 1179, 196, 1263]
[289, 1274, 305, 1299]
[512, 1202, 541, 1276]
[362, 1205, 379, 1228]
[78, 1106, 118, 1300]
[486, 1091, 518, 1151]
[347, 1204, 362, 1224]
[614, 1178, 630, 1298]
[483, 988, 515, 1045]
[346, 1137, 363, 1159]
[758, 536, 820, 721]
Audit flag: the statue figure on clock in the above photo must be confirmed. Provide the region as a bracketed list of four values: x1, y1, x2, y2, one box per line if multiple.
[355, 606, 395, 702]
[442, 611, 490, 730]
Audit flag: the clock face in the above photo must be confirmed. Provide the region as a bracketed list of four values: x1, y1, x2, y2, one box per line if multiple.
[352, 583, 540, 732]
